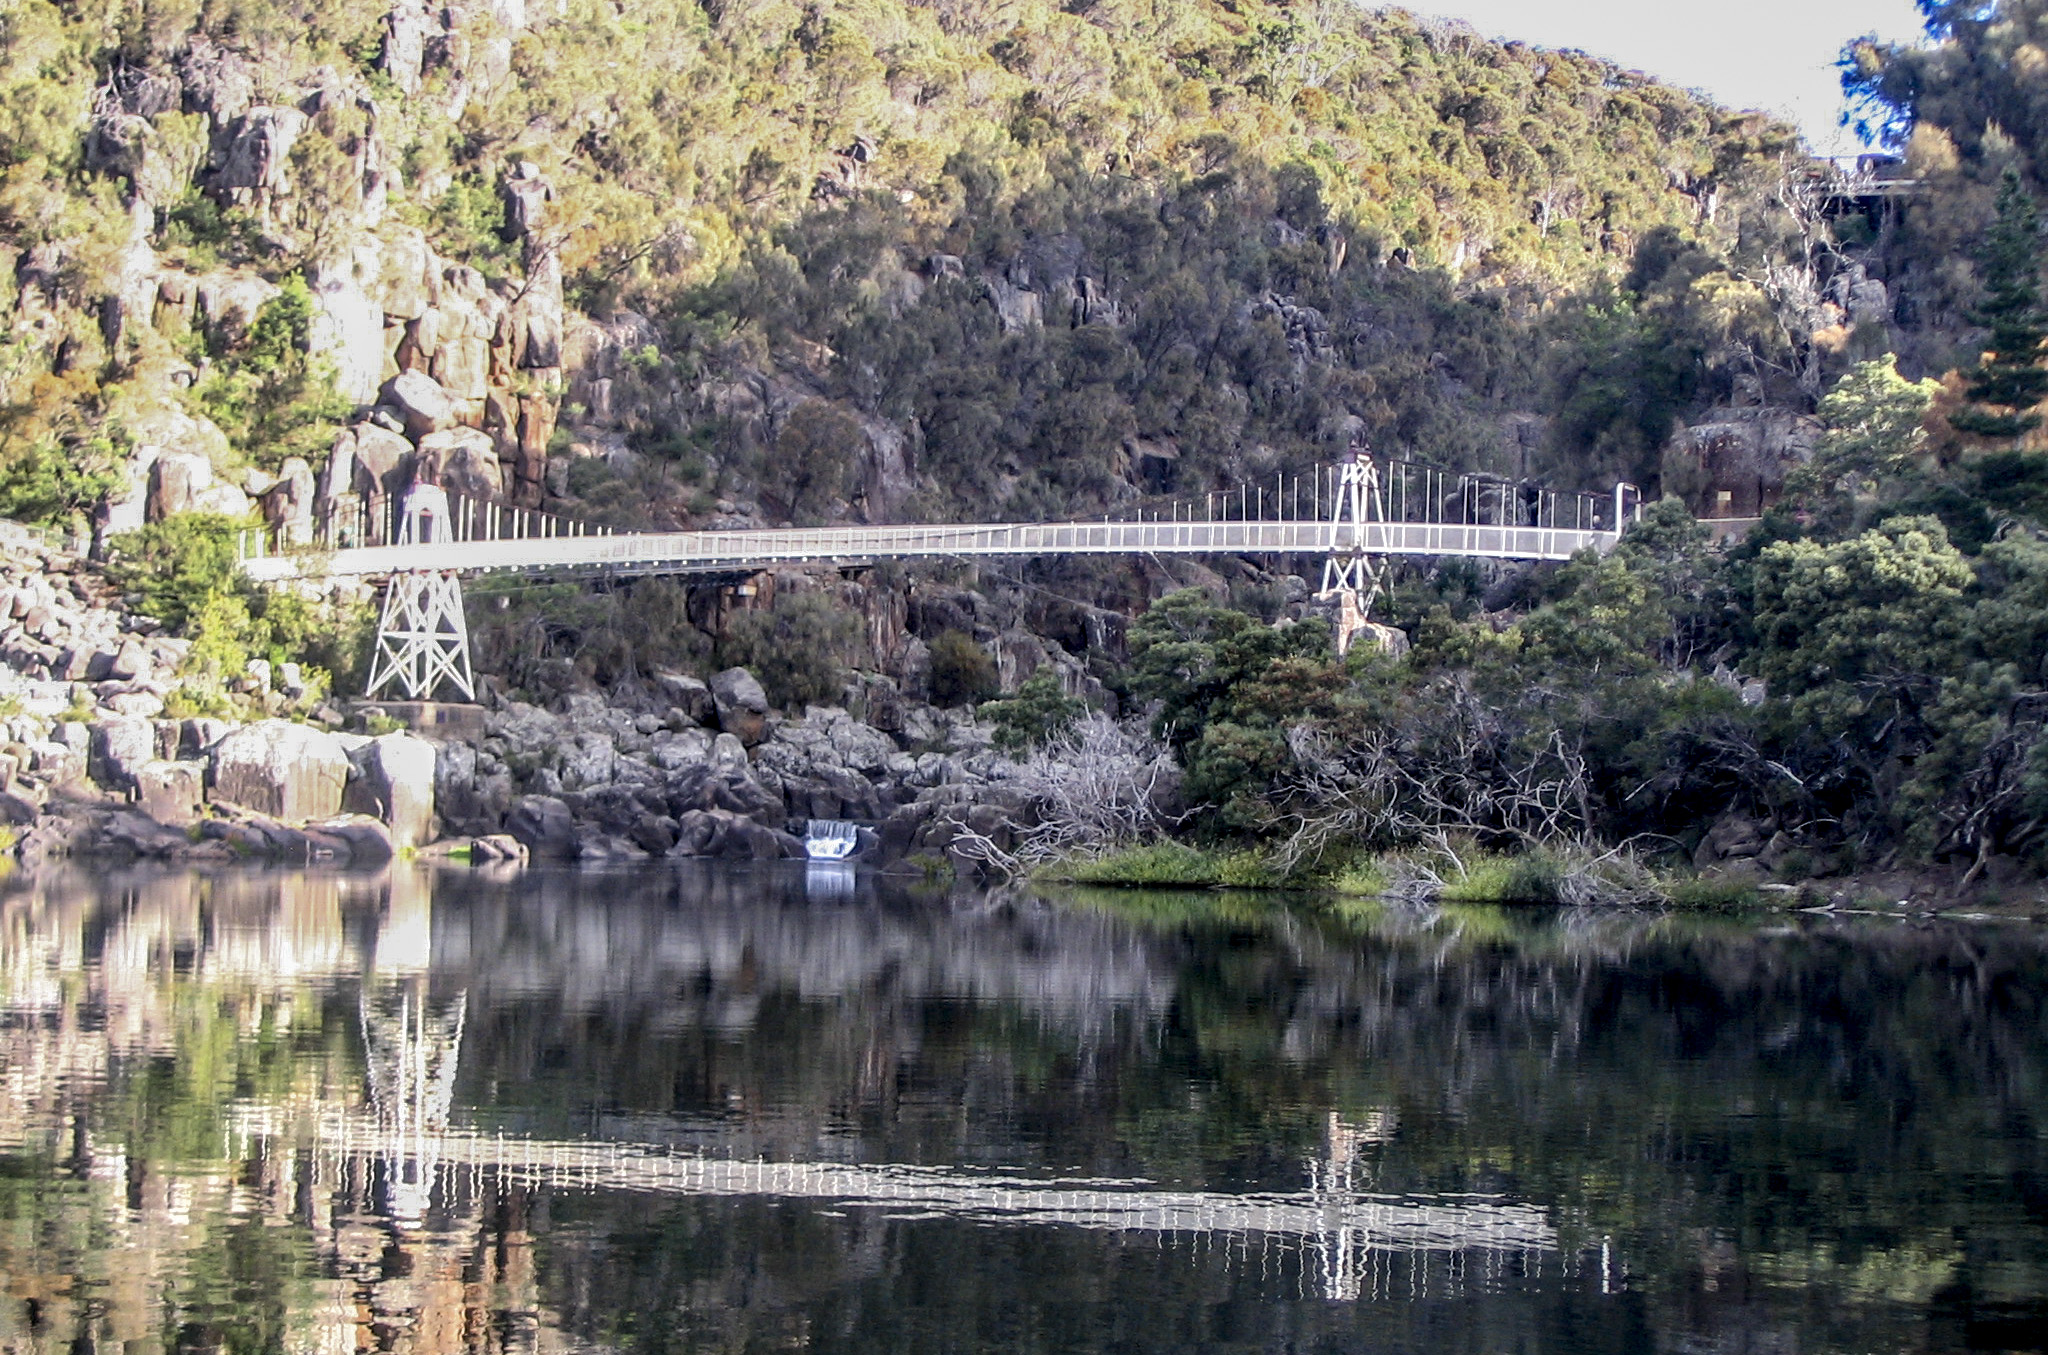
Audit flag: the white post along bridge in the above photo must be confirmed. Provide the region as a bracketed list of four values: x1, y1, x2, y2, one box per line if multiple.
[236, 453, 1641, 703]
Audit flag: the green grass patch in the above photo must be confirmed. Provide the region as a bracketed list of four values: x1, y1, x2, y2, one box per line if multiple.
[905, 851, 956, 884]
[1326, 857, 1393, 898]
[1659, 874, 1764, 911]
[1215, 850, 1290, 889]
[1044, 841, 1225, 887]
[1039, 842, 1313, 890]
[1438, 849, 1564, 905]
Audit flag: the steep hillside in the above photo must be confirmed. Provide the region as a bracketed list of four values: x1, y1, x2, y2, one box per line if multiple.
[17, 1, 2048, 890]
[0, 0, 1822, 541]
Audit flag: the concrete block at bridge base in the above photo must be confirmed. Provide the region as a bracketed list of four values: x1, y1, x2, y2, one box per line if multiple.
[1355, 622, 1411, 659]
[354, 700, 487, 743]
[207, 720, 350, 822]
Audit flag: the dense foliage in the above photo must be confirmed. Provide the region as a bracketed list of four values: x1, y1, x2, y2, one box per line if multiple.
[1114, 362, 2048, 876]
[104, 514, 371, 690]
[0, 0, 1832, 533]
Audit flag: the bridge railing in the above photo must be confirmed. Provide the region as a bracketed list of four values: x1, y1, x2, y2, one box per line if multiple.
[235, 462, 1636, 578]
[239, 457, 1622, 562]
[1029, 460, 1616, 534]
[238, 489, 614, 560]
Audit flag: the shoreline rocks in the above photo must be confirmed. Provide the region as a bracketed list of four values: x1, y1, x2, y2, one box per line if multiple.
[0, 539, 1038, 874]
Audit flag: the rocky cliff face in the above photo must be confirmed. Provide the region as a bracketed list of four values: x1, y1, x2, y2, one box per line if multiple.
[69, 5, 566, 548]
[0, 0, 1845, 563]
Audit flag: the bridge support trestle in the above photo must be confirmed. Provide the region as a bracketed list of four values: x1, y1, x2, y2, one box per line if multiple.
[366, 570, 475, 703]
[1318, 451, 1391, 657]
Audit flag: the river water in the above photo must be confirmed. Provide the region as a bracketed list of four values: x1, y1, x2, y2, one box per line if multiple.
[0, 863, 2044, 1354]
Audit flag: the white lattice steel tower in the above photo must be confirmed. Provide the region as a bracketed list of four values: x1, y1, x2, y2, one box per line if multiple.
[365, 485, 476, 702]
[1318, 448, 1390, 656]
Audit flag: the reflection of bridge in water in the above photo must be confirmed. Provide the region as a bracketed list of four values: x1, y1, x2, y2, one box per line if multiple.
[239, 1106, 1555, 1258]
[0, 865, 1606, 1337]
[302, 876, 1566, 1306]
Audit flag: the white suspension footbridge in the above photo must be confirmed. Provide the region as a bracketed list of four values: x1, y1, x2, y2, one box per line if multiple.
[234, 453, 1641, 703]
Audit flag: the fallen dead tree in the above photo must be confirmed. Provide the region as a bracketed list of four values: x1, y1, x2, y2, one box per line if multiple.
[942, 714, 1184, 877]
[1274, 684, 1662, 906]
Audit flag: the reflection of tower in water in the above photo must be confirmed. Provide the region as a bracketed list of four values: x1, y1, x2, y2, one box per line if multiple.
[329, 873, 560, 1355]
[358, 872, 467, 1229]
[1309, 1110, 1398, 1302]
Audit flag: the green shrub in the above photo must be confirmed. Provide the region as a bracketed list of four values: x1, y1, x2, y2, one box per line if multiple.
[1327, 857, 1393, 898]
[185, 590, 256, 678]
[426, 173, 518, 276]
[1662, 875, 1765, 911]
[1044, 841, 1223, 888]
[0, 434, 120, 528]
[107, 514, 244, 631]
[156, 191, 262, 271]
[1439, 850, 1564, 905]
[107, 514, 372, 688]
[1042, 842, 1318, 890]
[1215, 850, 1287, 888]
[981, 668, 1085, 752]
[162, 683, 238, 720]
[928, 629, 998, 708]
[905, 851, 955, 883]
[718, 592, 859, 708]
[191, 277, 352, 470]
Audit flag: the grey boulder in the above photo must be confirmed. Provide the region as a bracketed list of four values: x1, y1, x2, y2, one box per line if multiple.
[710, 666, 770, 746]
[207, 720, 349, 821]
[505, 793, 578, 859]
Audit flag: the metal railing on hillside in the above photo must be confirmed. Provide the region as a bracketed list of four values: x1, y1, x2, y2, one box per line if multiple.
[0, 517, 89, 555]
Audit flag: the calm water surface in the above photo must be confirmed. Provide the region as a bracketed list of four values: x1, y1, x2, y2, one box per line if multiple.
[0, 863, 2045, 1354]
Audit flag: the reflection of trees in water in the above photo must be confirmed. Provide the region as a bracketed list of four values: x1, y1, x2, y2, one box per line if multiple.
[429, 874, 2048, 1347]
[0, 867, 562, 1355]
[0, 865, 2045, 1352]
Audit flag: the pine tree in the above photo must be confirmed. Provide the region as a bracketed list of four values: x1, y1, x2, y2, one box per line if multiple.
[1952, 168, 2048, 442]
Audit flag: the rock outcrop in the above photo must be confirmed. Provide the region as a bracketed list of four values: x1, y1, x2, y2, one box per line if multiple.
[208, 721, 350, 821]
[710, 667, 770, 746]
[0, 525, 1065, 875]
[505, 794, 577, 859]
[343, 731, 439, 850]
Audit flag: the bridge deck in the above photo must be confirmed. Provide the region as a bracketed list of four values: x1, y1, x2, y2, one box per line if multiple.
[240, 518, 1619, 581]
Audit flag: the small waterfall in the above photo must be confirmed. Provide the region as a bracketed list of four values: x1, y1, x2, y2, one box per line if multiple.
[804, 819, 861, 861]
